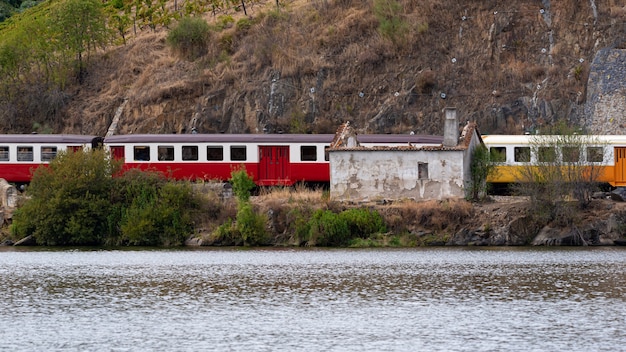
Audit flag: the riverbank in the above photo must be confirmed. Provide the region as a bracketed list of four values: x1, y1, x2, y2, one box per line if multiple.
[3, 185, 625, 247]
[185, 187, 626, 247]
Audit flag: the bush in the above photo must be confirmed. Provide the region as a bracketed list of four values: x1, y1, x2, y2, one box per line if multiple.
[308, 209, 350, 246]
[372, 0, 408, 43]
[110, 171, 199, 246]
[237, 202, 268, 246]
[230, 167, 255, 203]
[167, 16, 210, 60]
[12, 149, 118, 245]
[339, 208, 386, 238]
[12, 150, 202, 246]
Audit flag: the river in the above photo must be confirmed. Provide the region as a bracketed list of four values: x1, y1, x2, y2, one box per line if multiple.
[0, 247, 624, 351]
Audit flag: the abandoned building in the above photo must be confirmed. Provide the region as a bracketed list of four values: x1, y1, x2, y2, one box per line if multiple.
[328, 107, 484, 202]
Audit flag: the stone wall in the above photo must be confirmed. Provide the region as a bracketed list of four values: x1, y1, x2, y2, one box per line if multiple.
[329, 149, 466, 202]
[585, 49, 626, 134]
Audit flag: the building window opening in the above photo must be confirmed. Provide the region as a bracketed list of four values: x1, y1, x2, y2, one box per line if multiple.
[418, 162, 429, 180]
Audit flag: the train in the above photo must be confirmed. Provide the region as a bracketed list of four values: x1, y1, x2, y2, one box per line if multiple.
[482, 134, 626, 187]
[4, 133, 626, 188]
[0, 133, 442, 186]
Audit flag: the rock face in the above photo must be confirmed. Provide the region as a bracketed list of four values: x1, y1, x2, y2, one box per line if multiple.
[3, 0, 621, 137]
[585, 49, 626, 134]
[0, 178, 17, 226]
[447, 198, 626, 246]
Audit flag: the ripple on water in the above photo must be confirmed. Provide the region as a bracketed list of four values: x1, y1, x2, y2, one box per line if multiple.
[0, 247, 625, 351]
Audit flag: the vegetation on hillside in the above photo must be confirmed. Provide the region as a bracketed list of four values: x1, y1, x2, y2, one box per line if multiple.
[1, 0, 624, 135]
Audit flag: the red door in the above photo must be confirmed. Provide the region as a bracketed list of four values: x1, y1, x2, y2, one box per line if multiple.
[110, 146, 125, 160]
[258, 146, 290, 185]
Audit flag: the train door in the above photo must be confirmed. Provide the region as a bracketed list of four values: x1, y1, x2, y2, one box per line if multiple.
[110, 146, 125, 160]
[258, 146, 290, 185]
[615, 147, 626, 185]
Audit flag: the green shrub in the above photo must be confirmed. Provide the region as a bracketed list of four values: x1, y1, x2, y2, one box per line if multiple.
[12, 150, 202, 247]
[286, 207, 312, 245]
[372, 0, 408, 43]
[230, 168, 255, 203]
[237, 202, 268, 246]
[339, 208, 386, 238]
[236, 17, 252, 32]
[11, 149, 118, 245]
[308, 209, 350, 246]
[112, 171, 198, 246]
[212, 219, 240, 245]
[216, 15, 235, 30]
[167, 16, 210, 60]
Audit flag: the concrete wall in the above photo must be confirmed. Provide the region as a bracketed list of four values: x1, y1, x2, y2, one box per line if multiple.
[329, 149, 466, 202]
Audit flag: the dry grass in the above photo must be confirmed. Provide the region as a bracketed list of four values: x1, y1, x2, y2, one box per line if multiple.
[256, 185, 327, 205]
[384, 199, 474, 233]
[35, 0, 624, 136]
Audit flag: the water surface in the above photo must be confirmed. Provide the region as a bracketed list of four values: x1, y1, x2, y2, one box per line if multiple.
[0, 247, 624, 351]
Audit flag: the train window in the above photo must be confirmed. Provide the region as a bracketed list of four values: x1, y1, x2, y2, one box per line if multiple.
[514, 147, 530, 162]
[182, 145, 198, 161]
[158, 146, 174, 161]
[17, 146, 33, 162]
[418, 162, 429, 180]
[41, 146, 57, 162]
[562, 147, 580, 162]
[325, 146, 329, 161]
[489, 147, 506, 162]
[231, 146, 246, 161]
[133, 146, 150, 161]
[538, 147, 556, 162]
[207, 146, 223, 161]
[0, 146, 8, 161]
[587, 147, 604, 162]
[300, 146, 317, 161]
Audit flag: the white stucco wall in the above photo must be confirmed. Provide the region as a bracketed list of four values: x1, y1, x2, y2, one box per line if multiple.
[329, 149, 466, 202]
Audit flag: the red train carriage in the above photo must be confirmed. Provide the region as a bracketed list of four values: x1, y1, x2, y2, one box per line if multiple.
[103, 134, 443, 186]
[0, 135, 102, 185]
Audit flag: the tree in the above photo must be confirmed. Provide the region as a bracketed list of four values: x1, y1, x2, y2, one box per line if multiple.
[515, 133, 606, 223]
[49, 0, 111, 82]
[467, 144, 496, 201]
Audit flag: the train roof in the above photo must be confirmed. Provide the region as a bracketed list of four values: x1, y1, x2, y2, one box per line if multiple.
[482, 134, 626, 145]
[103, 133, 444, 144]
[0, 134, 100, 143]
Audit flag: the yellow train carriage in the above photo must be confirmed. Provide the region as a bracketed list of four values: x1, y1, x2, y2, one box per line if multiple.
[482, 134, 626, 187]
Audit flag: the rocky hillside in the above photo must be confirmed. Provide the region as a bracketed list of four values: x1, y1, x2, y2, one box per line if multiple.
[5, 0, 626, 136]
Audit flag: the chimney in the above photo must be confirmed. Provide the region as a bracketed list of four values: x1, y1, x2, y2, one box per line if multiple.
[443, 107, 458, 147]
